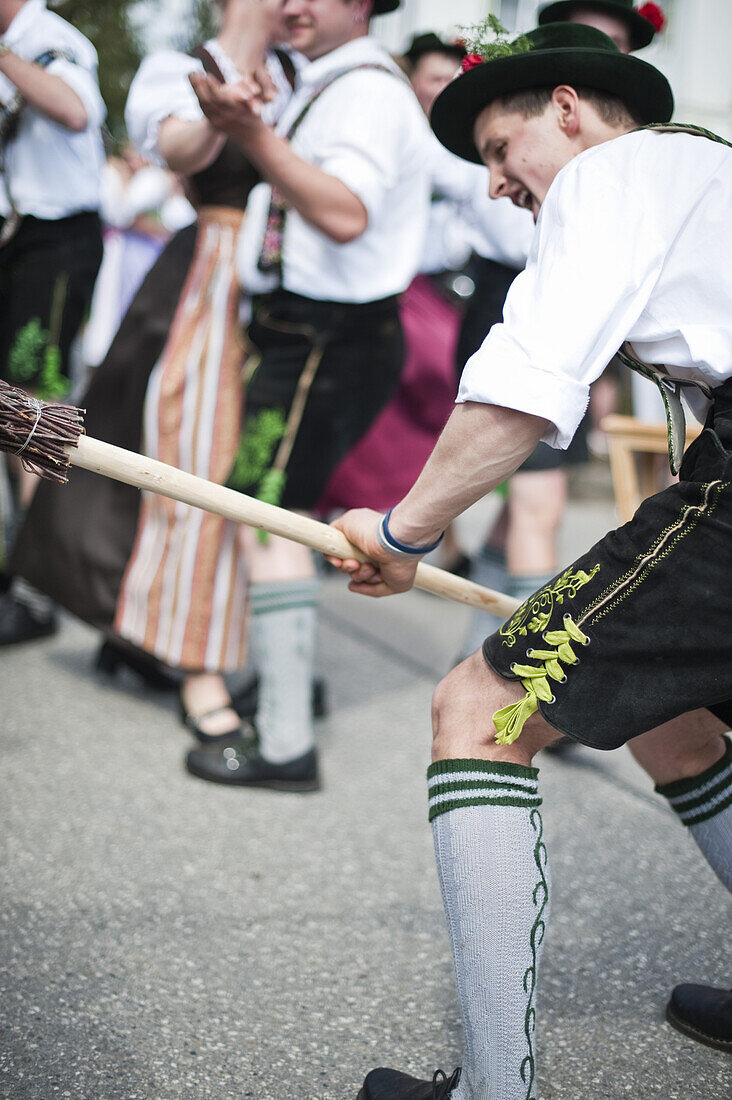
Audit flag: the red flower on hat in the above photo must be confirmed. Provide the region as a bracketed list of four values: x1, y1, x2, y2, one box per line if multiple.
[636, 2, 666, 33]
[461, 53, 484, 73]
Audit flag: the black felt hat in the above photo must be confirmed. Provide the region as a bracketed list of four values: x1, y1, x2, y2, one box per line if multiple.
[430, 22, 673, 164]
[404, 32, 466, 66]
[372, 0, 401, 14]
[538, 1, 661, 51]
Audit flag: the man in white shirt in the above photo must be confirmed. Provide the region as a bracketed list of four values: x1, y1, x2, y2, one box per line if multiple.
[183, 0, 429, 793]
[0, 0, 104, 641]
[330, 22, 732, 1100]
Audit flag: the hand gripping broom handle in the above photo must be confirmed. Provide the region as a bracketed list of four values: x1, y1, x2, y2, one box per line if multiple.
[69, 435, 520, 618]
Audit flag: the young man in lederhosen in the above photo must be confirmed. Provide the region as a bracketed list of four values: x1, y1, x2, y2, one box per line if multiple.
[185, 0, 431, 793]
[330, 21, 732, 1098]
[0, 0, 104, 638]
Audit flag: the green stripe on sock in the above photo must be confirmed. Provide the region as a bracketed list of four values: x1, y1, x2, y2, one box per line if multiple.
[655, 736, 732, 799]
[429, 794, 542, 822]
[677, 789, 732, 827]
[666, 770, 732, 815]
[428, 778, 540, 800]
[427, 758, 540, 783]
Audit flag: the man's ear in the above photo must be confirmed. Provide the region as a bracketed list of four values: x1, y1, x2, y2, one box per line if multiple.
[552, 86, 582, 137]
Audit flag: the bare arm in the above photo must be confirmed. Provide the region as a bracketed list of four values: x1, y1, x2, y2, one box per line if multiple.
[0, 49, 88, 131]
[156, 115, 227, 176]
[189, 74, 368, 244]
[331, 402, 549, 596]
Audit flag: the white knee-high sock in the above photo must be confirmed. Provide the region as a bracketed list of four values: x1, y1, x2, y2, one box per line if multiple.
[429, 759, 549, 1100]
[249, 579, 319, 764]
[656, 736, 732, 892]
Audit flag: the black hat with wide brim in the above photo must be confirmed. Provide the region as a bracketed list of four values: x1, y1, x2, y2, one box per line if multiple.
[538, 0, 657, 51]
[372, 0, 401, 14]
[404, 32, 466, 65]
[430, 22, 673, 164]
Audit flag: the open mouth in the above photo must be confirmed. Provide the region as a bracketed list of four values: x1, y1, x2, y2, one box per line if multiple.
[512, 187, 539, 221]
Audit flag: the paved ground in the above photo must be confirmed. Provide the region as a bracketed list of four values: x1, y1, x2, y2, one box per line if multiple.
[2, 470, 731, 1099]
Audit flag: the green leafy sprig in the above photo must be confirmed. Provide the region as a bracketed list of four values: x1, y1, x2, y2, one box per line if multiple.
[458, 14, 532, 62]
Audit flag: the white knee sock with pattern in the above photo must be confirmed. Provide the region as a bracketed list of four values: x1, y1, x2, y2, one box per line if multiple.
[429, 759, 549, 1100]
[656, 736, 732, 892]
[249, 579, 319, 764]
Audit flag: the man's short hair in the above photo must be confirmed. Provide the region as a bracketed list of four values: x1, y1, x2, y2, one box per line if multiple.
[497, 85, 643, 127]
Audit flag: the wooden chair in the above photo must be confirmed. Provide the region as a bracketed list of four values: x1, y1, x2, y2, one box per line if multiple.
[600, 414, 702, 523]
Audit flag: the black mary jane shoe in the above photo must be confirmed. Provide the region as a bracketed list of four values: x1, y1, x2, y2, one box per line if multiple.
[186, 740, 319, 792]
[179, 697, 251, 745]
[0, 593, 58, 646]
[666, 983, 732, 1051]
[96, 638, 181, 692]
[358, 1067, 461, 1100]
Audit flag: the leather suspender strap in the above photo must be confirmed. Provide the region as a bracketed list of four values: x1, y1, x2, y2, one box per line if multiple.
[616, 124, 732, 473]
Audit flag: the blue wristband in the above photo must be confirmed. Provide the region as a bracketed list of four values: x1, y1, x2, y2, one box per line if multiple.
[378, 508, 445, 557]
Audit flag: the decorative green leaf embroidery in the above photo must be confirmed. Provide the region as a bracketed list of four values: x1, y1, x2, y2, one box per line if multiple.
[254, 468, 287, 545]
[458, 14, 532, 62]
[7, 320, 68, 401]
[38, 344, 68, 401]
[520, 809, 549, 1100]
[230, 408, 287, 489]
[8, 319, 48, 383]
[500, 564, 600, 649]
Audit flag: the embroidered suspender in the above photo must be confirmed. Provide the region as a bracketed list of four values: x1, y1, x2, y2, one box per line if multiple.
[619, 124, 732, 473]
[258, 63, 404, 277]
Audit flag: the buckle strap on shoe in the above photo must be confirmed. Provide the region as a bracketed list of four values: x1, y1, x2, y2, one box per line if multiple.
[432, 1067, 461, 1098]
[492, 616, 589, 746]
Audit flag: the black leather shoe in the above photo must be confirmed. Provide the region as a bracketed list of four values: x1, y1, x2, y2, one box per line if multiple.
[0, 593, 57, 645]
[96, 638, 181, 692]
[232, 676, 329, 720]
[186, 740, 320, 791]
[666, 983, 732, 1051]
[358, 1068, 461, 1099]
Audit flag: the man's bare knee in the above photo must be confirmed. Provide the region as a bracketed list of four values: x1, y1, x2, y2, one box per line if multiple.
[431, 651, 557, 766]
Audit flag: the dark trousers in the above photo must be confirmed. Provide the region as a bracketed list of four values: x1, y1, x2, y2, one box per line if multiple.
[236, 290, 405, 510]
[0, 211, 103, 389]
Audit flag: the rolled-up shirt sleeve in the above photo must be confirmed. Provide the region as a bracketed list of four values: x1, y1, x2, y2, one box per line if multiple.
[301, 71, 428, 223]
[457, 151, 668, 448]
[125, 52, 203, 163]
[48, 54, 106, 127]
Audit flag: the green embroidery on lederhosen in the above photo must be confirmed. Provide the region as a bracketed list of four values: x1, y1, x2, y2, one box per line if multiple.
[6, 273, 70, 400]
[520, 808, 549, 1100]
[578, 480, 728, 628]
[492, 567, 600, 744]
[499, 565, 600, 648]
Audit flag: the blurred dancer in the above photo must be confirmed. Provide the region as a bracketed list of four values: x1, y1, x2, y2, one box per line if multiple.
[12, 0, 295, 743]
[185, 0, 429, 791]
[0, 0, 104, 641]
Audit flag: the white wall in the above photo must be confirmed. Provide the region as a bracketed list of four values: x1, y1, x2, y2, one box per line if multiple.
[374, 0, 732, 139]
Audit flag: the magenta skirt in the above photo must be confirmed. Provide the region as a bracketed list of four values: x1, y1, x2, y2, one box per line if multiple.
[317, 275, 460, 513]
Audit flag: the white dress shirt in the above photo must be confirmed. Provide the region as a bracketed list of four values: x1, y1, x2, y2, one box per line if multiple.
[458, 129, 732, 449]
[0, 0, 105, 219]
[237, 36, 431, 303]
[125, 42, 295, 166]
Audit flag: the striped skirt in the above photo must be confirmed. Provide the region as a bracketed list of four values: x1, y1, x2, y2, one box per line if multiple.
[113, 207, 249, 671]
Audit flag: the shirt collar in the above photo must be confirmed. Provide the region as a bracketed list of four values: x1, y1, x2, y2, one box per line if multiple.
[299, 36, 402, 89]
[3, 0, 47, 46]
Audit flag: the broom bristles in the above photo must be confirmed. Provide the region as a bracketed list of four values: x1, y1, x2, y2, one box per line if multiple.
[0, 380, 85, 484]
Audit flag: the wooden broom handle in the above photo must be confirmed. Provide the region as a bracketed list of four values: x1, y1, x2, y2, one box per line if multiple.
[68, 435, 521, 618]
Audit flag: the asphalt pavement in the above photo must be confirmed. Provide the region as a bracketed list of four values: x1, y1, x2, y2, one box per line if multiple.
[1, 472, 730, 1099]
